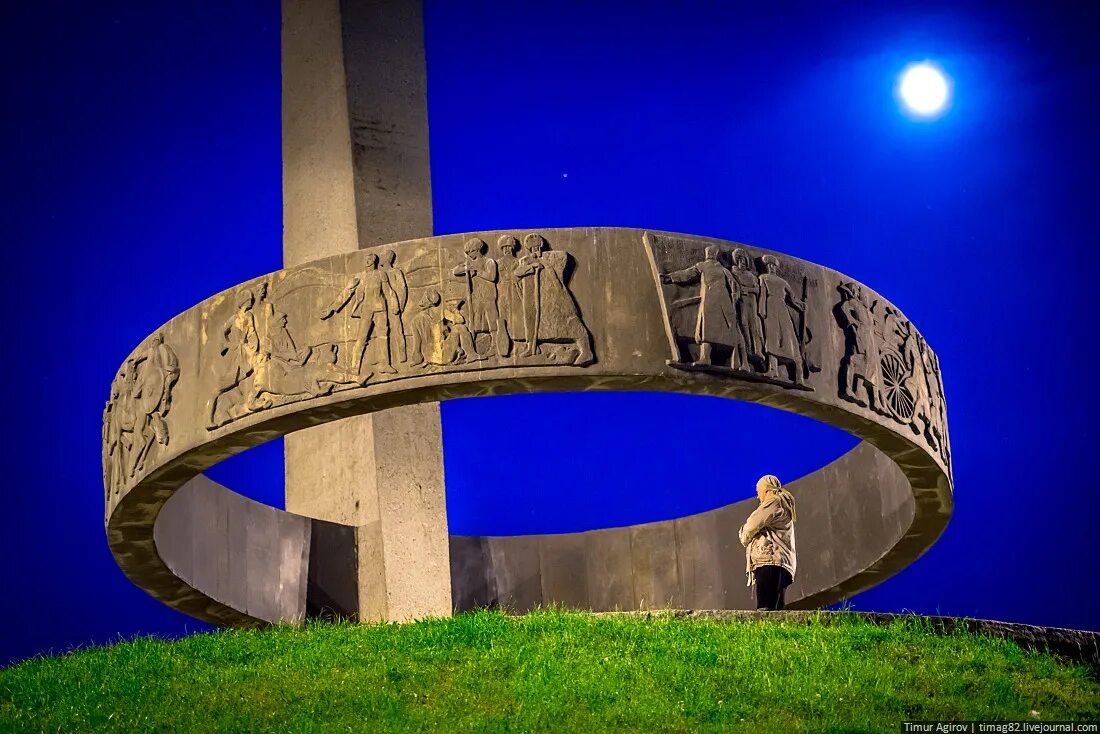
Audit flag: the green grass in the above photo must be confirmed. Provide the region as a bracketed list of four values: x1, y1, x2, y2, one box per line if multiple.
[1, 610, 1096, 732]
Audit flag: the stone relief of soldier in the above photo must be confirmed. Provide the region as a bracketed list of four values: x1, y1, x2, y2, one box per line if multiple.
[407, 288, 483, 367]
[657, 242, 816, 390]
[512, 233, 595, 365]
[102, 332, 179, 494]
[319, 252, 400, 377]
[660, 245, 743, 368]
[452, 237, 510, 358]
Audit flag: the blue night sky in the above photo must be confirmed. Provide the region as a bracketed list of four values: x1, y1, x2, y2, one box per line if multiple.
[2, 1, 1097, 666]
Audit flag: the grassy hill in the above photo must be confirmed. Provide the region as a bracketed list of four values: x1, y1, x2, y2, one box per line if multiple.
[1, 610, 1096, 732]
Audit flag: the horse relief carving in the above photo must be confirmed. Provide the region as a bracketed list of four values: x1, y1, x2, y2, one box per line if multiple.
[207, 282, 359, 429]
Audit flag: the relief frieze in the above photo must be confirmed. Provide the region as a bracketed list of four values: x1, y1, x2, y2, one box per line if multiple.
[834, 281, 951, 470]
[644, 232, 821, 391]
[203, 232, 595, 430]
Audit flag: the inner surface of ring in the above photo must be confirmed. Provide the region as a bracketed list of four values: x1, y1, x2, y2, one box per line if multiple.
[154, 428, 912, 622]
[107, 227, 952, 627]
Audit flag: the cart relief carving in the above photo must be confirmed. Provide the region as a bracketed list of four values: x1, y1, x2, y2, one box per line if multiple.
[834, 281, 951, 470]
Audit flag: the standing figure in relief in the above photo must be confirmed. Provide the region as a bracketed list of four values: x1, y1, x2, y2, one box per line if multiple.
[513, 234, 594, 365]
[139, 332, 179, 443]
[452, 237, 506, 358]
[757, 255, 806, 385]
[730, 248, 764, 370]
[913, 333, 945, 453]
[381, 250, 409, 365]
[496, 235, 522, 345]
[127, 332, 180, 476]
[253, 281, 276, 339]
[319, 252, 400, 377]
[661, 245, 741, 367]
[834, 281, 882, 410]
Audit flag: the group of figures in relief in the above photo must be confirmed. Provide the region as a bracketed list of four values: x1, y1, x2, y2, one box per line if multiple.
[102, 333, 180, 497]
[834, 282, 951, 469]
[657, 242, 820, 390]
[207, 233, 593, 429]
[648, 233, 950, 471]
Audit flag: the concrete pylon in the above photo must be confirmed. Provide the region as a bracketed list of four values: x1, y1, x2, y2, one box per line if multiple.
[281, 0, 450, 622]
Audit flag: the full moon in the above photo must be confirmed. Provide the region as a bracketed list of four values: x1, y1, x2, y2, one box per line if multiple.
[898, 62, 950, 116]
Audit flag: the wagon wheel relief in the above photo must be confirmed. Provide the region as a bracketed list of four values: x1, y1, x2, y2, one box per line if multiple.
[880, 351, 915, 422]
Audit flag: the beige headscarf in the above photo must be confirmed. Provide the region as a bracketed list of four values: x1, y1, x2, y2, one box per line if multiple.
[756, 474, 796, 522]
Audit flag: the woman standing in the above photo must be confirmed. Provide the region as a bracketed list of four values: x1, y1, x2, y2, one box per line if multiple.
[738, 475, 797, 610]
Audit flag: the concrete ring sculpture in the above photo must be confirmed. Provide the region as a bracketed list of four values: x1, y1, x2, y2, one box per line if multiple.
[103, 227, 953, 626]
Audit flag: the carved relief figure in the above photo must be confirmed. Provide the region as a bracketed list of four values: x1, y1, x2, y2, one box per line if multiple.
[320, 252, 399, 376]
[833, 283, 950, 466]
[208, 289, 263, 426]
[102, 365, 129, 494]
[452, 237, 509, 358]
[648, 233, 815, 391]
[513, 233, 595, 365]
[407, 288, 482, 367]
[660, 245, 742, 367]
[207, 285, 361, 429]
[253, 281, 277, 340]
[103, 333, 179, 492]
[124, 334, 180, 478]
[731, 248, 764, 370]
[131, 333, 180, 465]
[381, 250, 409, 365]
[923, 345, 952, 469]
[198, 235, 597, 430]
[758, 255, 807, 386]
[256, 311, 358, 404]
[834, 282, 883, 411]
[102, 368, 126, 494]
[496, 235, 522, 345]
[887, 315, 923, 426]
[914, 332, 950, 466]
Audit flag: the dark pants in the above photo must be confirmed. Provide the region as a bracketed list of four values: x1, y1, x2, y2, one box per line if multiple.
[754, 565, 793, 610]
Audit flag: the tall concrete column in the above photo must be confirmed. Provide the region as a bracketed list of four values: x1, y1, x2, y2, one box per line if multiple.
[281, 0, 450, 621]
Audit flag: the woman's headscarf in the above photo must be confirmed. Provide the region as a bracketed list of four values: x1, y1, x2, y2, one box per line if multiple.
[756, 474, 796, 522]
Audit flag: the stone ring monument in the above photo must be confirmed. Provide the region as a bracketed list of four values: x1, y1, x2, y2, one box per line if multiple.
[103, 0, 951, 627]
[103, 226, 953, 626]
